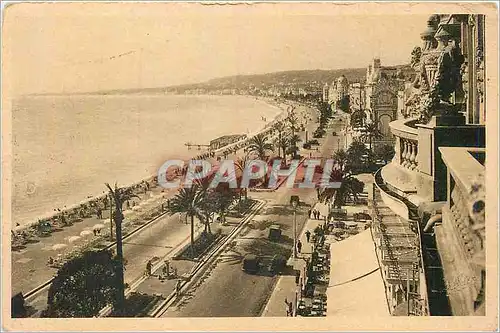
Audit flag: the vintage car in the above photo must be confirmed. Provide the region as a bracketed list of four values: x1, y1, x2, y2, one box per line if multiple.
[242, 254, 261, 274]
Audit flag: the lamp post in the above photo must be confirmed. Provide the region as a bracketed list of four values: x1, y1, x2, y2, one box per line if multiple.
[290, 196, 300, 260]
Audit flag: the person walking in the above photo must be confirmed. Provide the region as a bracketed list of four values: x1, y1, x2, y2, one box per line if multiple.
[308, 209, 312, 219]
[305, 230, 311, 243]
[176, 279, 182, 297]
[297, 240, 302, 254]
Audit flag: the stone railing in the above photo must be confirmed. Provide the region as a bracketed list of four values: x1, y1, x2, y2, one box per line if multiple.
[436, 147, 485, 315]
[389, 118, 419, 171]
[400, 138, 419, 170]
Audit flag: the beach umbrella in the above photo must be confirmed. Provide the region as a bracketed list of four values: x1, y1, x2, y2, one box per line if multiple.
[52, 243, 67, 251]
[80, 230, 93, 237]
[93, 224, 104, 230]
[68, 236, 81, 243]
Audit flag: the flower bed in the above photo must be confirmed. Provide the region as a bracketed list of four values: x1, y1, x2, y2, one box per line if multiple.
[173, 230, 223, 261]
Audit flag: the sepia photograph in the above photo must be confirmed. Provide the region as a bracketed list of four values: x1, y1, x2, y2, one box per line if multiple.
[2, 2, 498, 331]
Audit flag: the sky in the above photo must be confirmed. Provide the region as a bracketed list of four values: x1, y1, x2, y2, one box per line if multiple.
[2, 3, 431, 95]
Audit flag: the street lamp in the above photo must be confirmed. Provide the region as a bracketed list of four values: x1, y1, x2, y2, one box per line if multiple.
[290, 195, 300, 260]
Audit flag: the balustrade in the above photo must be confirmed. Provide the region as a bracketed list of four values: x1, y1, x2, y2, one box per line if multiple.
[439, 146, 485, 315]
[400, 138, 418, 170]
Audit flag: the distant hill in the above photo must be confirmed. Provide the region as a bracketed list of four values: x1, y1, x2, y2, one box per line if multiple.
[170, 68, 368, 90]
[32, 65, 411, 96]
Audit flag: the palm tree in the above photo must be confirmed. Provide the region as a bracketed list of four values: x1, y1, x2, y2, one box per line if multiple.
[333, 174, 364, 208]
[287, 111, 299, 136]
[167, 185, 206, 255]
[272, 121, 288, 161]
[275, 135, 290, 165]
[208, 187, 237, 226]
[234, 155, 250, 200]
[319, 173, 364, 208]
[360, 123, 383, 152]
[247, 134, 273, 161]
[105, 183, 140, 315]
[346, 140, 370, 172]
[374, 144, 396, 164]
[332, 149, 348, 171]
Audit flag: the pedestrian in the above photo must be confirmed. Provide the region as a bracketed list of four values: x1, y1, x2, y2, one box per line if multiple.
[305, 230, 311, 243]
[284, 298, 292, 316]
[163, 260, 170, 277]
[297, 240, 302, 254]
[308, 209, 312, 219]
[295, 270, 300, 284]
[176, 279, 182, 297]
[146, 260, 152, 276]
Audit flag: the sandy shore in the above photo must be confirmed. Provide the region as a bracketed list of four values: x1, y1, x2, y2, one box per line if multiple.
[12, 96, 293, 234]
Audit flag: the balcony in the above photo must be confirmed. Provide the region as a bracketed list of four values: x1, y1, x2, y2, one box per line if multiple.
[376, 118, 420, 200]
[434, 147, 485, 315]
[389, 118, 419, 170]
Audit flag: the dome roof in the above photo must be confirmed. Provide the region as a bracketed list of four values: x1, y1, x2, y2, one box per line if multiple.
[337, 75, 349, 86]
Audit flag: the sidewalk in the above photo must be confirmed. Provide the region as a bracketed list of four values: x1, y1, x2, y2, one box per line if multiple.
[12, 185, 177, 295]
[261, 202, 326, 317]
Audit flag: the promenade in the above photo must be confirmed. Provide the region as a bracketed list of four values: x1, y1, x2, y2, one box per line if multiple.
[14, 99, 324, 317]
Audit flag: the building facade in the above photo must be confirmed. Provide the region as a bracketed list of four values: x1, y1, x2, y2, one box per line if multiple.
[371, 14, 486, 316]
[364, 59, 402, 147]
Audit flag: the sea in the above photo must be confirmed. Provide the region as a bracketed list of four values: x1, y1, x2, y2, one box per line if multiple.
[11, 94, 282, 226]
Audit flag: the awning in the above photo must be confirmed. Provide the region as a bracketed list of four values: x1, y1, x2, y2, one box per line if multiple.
[327, 228, 390, 316]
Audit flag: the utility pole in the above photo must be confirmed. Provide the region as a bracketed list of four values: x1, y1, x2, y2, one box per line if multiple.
[109, 194, 113, 241]
[407, 268, 411, 316]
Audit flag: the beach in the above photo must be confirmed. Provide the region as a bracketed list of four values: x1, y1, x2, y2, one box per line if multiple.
[11, 94, 287, 227]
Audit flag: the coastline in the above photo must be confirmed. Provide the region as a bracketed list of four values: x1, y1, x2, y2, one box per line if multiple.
[11, 95, 292, 234]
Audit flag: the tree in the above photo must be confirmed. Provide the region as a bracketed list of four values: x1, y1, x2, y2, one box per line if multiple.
[359, 123, 383, 152]
[44, 250, 121, 318]
[273, 121, 288, 161]
[207, 186, 237, 226]
[320, 173, 365, 208]
[167, 185, 206, 255]
[275, 135, 290, 165]
[332, 149, 348, 171]
[287, 110, 299, 136]
[288, 134, 302, 159]
[337, 95, 350, 113]
[374, 144, 395, 163]
[105, 183, 139, 315]
[346, 140, 370, 172]
[333, 174, 365, 208]
[247, 134, 273, 161]
[234, 156, 250, 200]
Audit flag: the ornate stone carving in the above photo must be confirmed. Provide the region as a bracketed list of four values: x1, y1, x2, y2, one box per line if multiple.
[417, 32, 464, 123]
[410, 46, 422, 69]
[476, 48, 485, 104]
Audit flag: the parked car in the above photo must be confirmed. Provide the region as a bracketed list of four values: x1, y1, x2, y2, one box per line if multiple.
[269, 254, 287, 274]
[309, 139, 319, 146]
[268, 224, 282, 242]
[242, 254, 261, 274]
